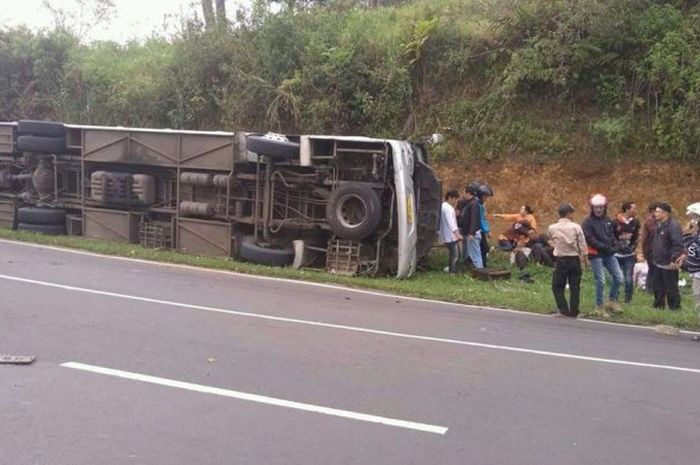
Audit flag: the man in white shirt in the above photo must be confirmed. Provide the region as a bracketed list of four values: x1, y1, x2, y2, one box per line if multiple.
[440, 190, 462, 274]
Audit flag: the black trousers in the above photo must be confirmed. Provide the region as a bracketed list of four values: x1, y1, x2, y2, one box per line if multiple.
[652, 267, 681, 310]
[646, 261, 658, 294]
[552, 256, 582, 317]
[480, 235, 489, 268]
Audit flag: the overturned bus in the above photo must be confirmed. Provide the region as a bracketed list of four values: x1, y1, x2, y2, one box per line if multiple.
[0, 120, 441, 278]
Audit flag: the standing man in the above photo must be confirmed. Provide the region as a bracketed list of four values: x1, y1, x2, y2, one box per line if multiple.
[614, 201, 641, 303]
[582, 194, 624, 316]
[548, 202, 588, 317]
[641, 202, 659, 294]
[682, 202, 700, 341]
[459, 182, 483, 269]
[478, 184, 493, 268]
[439, 190, 462, 274]
[651, 203, 685, 310]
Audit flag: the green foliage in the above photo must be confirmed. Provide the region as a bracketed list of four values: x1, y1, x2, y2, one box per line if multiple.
[1, 0, 700, 159]
[591, 115, 633, 154]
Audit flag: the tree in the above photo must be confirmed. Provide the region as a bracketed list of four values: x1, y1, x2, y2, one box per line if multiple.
[215, 0, 228, 30]
[42, 0, 115, 38]
[202, 0, 227, 31]
[201, 0, 215, 29]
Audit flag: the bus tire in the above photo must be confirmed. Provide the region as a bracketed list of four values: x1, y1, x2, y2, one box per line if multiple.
[326, 183, 382, 240]
[17, 222, 66, 235]
[240, 236, 295, 266]
[17, 120, 66, 138]
[17, 207, 66, 225]
[17, 135, 66, 154]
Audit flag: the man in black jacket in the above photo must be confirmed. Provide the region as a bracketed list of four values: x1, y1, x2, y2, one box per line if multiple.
[459, 183, 484, 269]
[614, 201, 641, 303]
[582, 194, 624, 316]
[652, 203, 685, 310]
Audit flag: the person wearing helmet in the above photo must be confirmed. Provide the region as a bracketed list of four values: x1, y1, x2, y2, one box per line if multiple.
[683, 202, 700, 340]
[459, 182, 484, 269]
[477, 184, 493, 267]
[581, 194, 624, 316]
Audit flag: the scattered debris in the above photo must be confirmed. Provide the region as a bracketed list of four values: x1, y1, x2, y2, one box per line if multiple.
[0, 355, 36, 365]
[654, 325, 681, 337]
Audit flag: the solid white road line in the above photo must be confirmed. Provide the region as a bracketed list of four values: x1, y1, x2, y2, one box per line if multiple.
[2, 237, 699, 336]
[61, 362, 448, 435]
[4, 273, 700, 376]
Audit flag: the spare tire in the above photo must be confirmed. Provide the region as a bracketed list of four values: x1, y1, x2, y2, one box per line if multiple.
[240, 236, 295, 266]
[325, 183, 382, 240]
[246, 135, 300, 161]
[17, 120, 65, 138]
[17, 222, 66, 235]
[17, 207, 66, 225]
[17, 135, 66, 154]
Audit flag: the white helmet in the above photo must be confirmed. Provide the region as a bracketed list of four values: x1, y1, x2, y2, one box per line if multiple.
[590, 194, 608, 207]
[686, 202, 700, 218]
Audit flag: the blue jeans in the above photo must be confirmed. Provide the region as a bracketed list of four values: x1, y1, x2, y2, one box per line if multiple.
[445, 241, 459, 274]
[463, 236, 484, 269]
[616, 255, 636, 303]
[590, 255, 623, 306]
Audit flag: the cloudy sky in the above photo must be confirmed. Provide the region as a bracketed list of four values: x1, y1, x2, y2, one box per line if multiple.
[0, 0, 220, 42]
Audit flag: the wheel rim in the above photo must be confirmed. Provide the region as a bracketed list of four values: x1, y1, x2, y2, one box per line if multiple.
[336, 194, 368, 230]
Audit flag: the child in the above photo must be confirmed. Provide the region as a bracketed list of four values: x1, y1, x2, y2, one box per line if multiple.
[633, 254, 649, 291]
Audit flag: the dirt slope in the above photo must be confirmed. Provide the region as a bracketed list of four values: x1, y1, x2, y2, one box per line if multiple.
[434, 159, 699, 231]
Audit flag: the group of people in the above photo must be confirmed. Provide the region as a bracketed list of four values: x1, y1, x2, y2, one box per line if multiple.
[439, 182, 494, 275]
[439, 185, 700, 338]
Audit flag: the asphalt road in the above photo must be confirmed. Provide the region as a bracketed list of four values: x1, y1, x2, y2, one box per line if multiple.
[1, 239, 699, 465]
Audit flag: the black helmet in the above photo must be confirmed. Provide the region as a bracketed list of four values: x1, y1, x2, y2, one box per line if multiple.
[466, 181, 481, 196]
[478, 184, 493, 197]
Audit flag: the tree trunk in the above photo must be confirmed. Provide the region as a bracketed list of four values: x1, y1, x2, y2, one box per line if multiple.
[215, 0, 227, 29]
[201, 0, 214, 29]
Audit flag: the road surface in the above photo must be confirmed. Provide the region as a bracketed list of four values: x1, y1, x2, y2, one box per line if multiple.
[1, 239, 699, 465]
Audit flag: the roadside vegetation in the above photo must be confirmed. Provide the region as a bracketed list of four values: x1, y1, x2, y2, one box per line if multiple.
[1, 0, 700, 161]
[1, 228, 696, 331]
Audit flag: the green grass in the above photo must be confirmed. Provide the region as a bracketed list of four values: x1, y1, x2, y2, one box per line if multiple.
[0, 228, 697, 331]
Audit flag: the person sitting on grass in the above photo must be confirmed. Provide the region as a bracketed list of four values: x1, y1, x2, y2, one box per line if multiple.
[498, 219, 531, 252]
[526, 229, 555, 267]
[493, 205, 538, 231]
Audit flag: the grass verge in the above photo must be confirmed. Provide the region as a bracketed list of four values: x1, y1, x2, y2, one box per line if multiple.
[0, 228, 697, 331]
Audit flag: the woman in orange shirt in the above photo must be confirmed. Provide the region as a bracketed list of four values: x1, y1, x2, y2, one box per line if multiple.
[493, 205, 537, 231]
